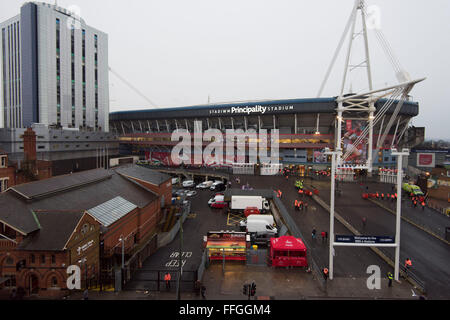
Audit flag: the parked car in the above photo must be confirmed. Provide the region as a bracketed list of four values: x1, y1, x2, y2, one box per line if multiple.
[208, 195, 224, 205]
[196, 181, 214, 189]
[186, 190, 198, 197]
[210, 200, 228, 209]
[210, 181, 225, 191]
[182, 180, 195, 188]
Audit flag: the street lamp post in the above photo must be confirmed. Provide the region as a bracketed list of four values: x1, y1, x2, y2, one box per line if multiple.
[391, 148, 409, 281]
[324, 147, 342, 281]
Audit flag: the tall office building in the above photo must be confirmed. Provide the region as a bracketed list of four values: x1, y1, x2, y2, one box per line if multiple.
[0, 1, 109, 132]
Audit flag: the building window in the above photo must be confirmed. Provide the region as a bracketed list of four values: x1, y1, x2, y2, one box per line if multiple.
[30, 254, 35, 264]
[0, 156, 6, 168]
[51, 276, 58, 288]
[5, 257, 14, 265]
[40, 254, 45, 265]
[51, 255, 56, 265]
[4, 275, 16, 288]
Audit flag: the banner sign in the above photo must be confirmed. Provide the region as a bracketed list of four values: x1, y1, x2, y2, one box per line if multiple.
[335, 235, 395, 244]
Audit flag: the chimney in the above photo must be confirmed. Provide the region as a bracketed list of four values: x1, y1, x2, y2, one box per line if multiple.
[23, 127, 37, 162]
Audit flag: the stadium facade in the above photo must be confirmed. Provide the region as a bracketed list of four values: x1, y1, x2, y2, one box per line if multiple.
[109, 97, 421, 171]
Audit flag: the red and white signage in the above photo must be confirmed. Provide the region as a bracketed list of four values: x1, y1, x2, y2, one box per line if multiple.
[417, 153, 435, 167]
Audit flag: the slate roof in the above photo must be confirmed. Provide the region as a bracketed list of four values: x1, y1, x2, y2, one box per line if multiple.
[17, 211, 84, 251]
[10, 168, 112, 200]
[115, 165, 171, 186]
[0, 168, 158, 236]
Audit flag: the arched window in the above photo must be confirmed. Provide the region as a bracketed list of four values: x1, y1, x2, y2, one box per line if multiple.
[5, 257, 14, 265]
[51, 276, 58, 287]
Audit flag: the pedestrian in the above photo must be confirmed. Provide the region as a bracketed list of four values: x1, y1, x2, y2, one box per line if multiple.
[404, 258, 412, 275]
[164, 272, 171, 290]
[387, 272, 393, 287]
[362, 217, 367, 228]
[381, 193, 384, 200]
[312, 228, 316, 240]
[201, 285, 206, 299]
[83, 288, 89, 300]
[421, 201, 426, 210]
[325, 231, 328, 242]
[304, 202, 308, 211]
[323, 268, 329, 281]
[299, 201, 304, 210]
[321, 231, 326, 243]
[294, 199, 299, 210]
[413, 200, 417, 208]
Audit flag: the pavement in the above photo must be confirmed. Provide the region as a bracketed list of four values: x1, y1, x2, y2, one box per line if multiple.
[64, 262, 417, 300]
[308, 178, 450, 299]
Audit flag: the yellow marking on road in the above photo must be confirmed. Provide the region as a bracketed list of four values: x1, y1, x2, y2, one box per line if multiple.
[227, 211, 245, 226]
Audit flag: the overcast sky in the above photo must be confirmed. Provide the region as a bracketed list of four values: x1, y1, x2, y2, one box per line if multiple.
[1, 0, 449, 139]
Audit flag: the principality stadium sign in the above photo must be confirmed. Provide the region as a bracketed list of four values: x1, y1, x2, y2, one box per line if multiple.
[209, 104, 294, 115]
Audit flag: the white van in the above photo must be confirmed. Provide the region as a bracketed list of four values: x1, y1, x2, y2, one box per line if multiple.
[239, 214, 274, 228]
[246, 220, 278, 236]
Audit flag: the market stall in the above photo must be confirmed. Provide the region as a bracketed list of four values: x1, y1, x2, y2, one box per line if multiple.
[270, 235, 308, 267]
[204, 231, 249, 261]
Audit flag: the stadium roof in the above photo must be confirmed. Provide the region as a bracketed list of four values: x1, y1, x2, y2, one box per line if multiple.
[110, 97, 419, 121]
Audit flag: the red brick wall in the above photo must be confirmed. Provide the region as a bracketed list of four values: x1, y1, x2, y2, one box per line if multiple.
[101, 199, 161, 256]
[0, 250, 69, 297]
[125, 176, 172, 207]
[0, 166, 16, 189]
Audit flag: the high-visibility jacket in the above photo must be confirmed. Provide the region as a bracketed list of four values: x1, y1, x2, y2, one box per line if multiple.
[323, 268, 329, 275]
[295, 200, 298, 206]
[387, 272, 393, 280]
[164, 273, 171, 281]
[298, 189, 303, 194]
[405, 259, 412, 267]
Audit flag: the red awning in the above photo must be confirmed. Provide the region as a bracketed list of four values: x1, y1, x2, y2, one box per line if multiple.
[270, 235, 306, 251]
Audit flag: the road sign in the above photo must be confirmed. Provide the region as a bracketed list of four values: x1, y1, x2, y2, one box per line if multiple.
[335, 235, 394, 244]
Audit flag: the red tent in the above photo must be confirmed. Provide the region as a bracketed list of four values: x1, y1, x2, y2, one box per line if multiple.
[270, 236, 308, 267]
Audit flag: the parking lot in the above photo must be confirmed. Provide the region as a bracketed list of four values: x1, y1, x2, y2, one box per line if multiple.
[125, 179, 241, 292]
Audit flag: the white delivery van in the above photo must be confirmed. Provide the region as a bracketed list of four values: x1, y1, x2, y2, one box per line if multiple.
[239, 214, 274, 228]
[246, 220, 278, 236]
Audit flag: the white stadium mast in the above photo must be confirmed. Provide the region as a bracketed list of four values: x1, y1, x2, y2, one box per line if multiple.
[317, 0, 425, 174]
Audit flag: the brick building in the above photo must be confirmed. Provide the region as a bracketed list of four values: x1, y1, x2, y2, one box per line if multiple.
[0, 128, 52, 193]
[0, 165, 171, 298]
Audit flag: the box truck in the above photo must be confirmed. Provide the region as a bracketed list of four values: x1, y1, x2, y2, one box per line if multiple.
[230, 196, 270, 212]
